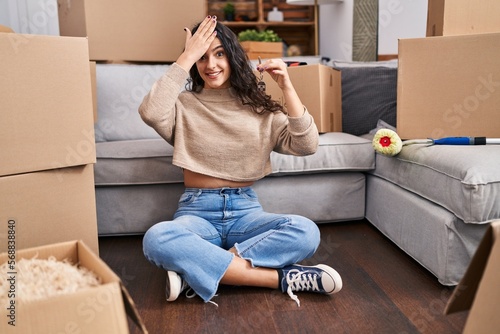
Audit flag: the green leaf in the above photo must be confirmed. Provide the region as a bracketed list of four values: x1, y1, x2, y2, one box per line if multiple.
[238, 29, 281, 42]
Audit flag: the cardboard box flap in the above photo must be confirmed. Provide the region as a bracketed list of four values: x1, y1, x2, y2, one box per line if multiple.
[445, 221, 500, 333]
[0, 239, 120, 289]
[77, 240, 120, 283]
[120, 283, 149, 333]
[78, 241, 148, 332]
[0, 240, 79, 264]
[444, 224, 495, 314]
[78, 241, 148, 333]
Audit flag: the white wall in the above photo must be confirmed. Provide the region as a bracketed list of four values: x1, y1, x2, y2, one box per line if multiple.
[319, 0, 428, 61]
[378, 0, 427, 55]
[0, 0, 59, 35]
[319, 0, 354, 61]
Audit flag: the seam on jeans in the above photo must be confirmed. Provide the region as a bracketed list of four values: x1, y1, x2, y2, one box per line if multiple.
[229, 215, 286, 237]
[233, 243, 255, 268]
[237, 217, 292, 258]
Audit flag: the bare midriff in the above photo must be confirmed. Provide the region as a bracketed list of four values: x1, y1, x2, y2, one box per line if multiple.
[183, 169, 254, 189]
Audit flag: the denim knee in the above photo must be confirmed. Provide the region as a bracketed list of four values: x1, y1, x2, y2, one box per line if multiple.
[143, 224, 160, 263]
[293, 215, 321, 256]
[142, 222, 176, 267]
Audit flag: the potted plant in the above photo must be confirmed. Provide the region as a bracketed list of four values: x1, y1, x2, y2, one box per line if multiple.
[223, 2, 235, 21]
[238, 29, 283, 60]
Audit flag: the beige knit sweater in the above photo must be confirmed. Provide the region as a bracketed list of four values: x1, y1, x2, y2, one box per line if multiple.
[139, 63, 319, 182]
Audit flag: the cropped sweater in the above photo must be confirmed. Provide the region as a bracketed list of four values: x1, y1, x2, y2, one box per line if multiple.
[138, 63, 319, 182]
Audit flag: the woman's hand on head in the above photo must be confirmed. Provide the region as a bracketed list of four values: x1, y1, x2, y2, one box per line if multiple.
[256, 59, 293, 91]
[176, 16, 218, 72]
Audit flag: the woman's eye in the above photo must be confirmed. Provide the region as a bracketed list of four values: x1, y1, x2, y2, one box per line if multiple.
[216, 51, 225, 57]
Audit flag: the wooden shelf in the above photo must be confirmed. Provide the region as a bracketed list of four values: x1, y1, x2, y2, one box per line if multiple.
[223, 20, 314, 29]
[207, 0, 316, 55]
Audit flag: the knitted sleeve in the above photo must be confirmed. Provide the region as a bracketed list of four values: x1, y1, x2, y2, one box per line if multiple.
[274, 108, 319, 156]
[138, 63, 189, 145]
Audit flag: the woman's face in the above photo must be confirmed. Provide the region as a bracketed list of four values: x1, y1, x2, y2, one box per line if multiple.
[196, 37, 231, 89]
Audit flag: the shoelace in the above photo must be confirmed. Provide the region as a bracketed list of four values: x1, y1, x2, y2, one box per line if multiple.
[184, 287, 219, 307]
[185, 288, 197, 299]
[285, 269, 321, 307]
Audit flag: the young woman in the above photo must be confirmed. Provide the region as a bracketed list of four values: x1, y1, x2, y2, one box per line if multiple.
[139, 16, 342, 306]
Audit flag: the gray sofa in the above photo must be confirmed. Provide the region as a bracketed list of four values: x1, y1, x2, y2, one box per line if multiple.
[93, 60, 500, 287]
[93, 62, 374, 235]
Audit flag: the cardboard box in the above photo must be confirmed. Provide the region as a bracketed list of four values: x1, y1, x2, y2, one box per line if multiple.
[90, 61, 98, 123]
[445, 221, 500, 333]
[0, 24, 14, 33]
[257, 64, 342, 133]
[0, 33, 95, 177]
[57, 0, 206, 62]
[427, 0, 500, 37]
[0, 164, 99, 255]
[241, 41, 283, 60]
[397, 33, 500, 139]
[0, 240, 147, 333]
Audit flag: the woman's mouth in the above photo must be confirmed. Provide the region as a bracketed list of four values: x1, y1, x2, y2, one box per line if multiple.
[206, 71, 221, 79]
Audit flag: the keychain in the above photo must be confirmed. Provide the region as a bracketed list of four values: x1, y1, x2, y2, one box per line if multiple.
[257, 56, 266, 93]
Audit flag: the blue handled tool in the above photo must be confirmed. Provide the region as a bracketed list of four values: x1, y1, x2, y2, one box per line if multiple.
[373, 128, 500, 156]
[432, 137, 500, 145]
[403, 137, 500, 147]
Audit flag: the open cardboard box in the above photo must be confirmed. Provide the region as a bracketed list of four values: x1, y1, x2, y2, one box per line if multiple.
[445, 221, 500, 333]
[256, 64, 342, 133]
[0, 240, 147, 333]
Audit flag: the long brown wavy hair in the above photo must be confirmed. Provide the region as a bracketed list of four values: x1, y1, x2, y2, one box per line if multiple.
[187, 21, 282, 114]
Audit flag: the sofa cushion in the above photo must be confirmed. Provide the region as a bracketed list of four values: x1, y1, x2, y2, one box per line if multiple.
[270, 132, 374, 175]
[333, 61, 398, 136]
[94, 139, 182, 185]
[370, 143, 500, 224]
[95, 133, 374, 186]
[94, 64, 170, 142]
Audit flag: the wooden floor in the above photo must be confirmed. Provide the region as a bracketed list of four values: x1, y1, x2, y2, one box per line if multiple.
[99, 219, 469, 334]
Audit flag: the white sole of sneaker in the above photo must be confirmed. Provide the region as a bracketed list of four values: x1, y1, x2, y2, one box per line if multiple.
[166, 271, 182, 301]
[315, 264, 343, 294]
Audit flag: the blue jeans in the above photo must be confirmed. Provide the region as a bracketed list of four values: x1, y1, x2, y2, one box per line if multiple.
[142, 187, 320, 302]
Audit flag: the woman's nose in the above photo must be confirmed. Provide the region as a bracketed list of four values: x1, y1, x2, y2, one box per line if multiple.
[207, 57, 216, 69]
